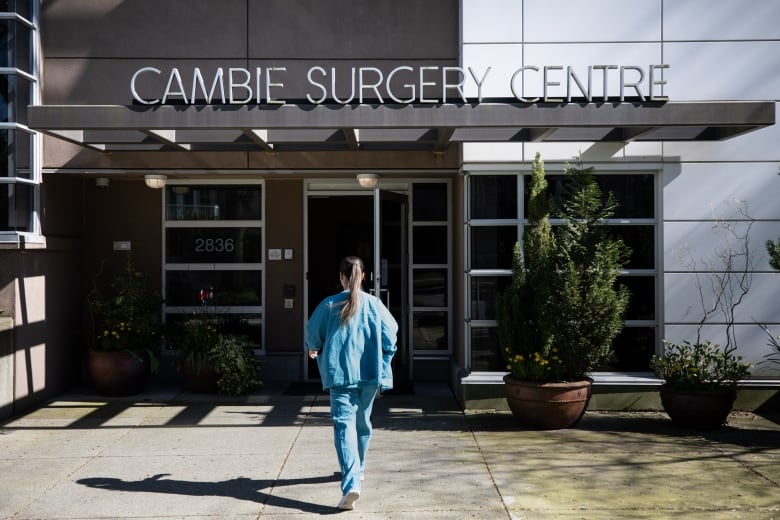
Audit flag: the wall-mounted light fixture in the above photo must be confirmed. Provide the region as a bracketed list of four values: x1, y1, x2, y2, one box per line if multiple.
[144, 174, 167, 189]
[95, 177, 110, 188]
[356, 173, 379, 188]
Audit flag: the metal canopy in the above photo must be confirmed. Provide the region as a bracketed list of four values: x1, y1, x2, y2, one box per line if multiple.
[28, 101, 775, 152]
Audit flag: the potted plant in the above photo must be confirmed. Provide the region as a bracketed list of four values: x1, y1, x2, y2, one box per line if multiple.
[653, 200, 756, 428]
[172, 294, 261, 395]
[497, 153, 630, 429]
[86, 254, 162, 396]
[651, 340, 750, 429]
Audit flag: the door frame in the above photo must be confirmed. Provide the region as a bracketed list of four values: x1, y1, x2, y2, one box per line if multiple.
[303, 181, 410, 381]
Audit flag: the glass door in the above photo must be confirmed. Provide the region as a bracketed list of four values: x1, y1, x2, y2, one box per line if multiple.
[373, 189, 411, 391]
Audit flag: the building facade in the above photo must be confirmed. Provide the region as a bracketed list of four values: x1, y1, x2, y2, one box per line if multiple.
[1, 0, 778, 417]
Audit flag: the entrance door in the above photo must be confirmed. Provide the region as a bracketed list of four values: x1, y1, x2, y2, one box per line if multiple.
[306, 190, 410, 389]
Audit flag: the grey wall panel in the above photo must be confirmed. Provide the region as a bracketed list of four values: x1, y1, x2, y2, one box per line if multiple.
[248, 0, 458, 59]
[42, 0, 248, 58]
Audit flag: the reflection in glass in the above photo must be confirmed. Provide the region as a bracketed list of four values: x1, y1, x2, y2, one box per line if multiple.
[166, 270, 261, 306]
[412, 269, 447, 307]
[165, 185, 262, 220]
[412, 183, 447, 221]
[166, 227, 262, 263]
[470, 327, 503, 371]
[471, 276, 512, 320]
[471, 226, 517, 269]
[470, 175, 517, 219]
[413, 311, 447, 350]
[413, 225, 447, 264]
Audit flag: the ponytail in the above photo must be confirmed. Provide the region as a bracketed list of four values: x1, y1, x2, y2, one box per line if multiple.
[339, 256, 363, 325]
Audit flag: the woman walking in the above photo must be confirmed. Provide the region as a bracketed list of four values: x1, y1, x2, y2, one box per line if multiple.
[305, 256, 398, 510]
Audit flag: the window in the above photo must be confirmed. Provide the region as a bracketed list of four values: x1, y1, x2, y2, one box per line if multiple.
[465, 170, 657, 373]
[163, 183, 264, 350]
[0, 2, 39, 242]
[410, 182, 450, 354]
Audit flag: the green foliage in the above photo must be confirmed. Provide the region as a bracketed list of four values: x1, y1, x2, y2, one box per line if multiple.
[767, 238, 780, 271]
[497, 153, 630, 382]
[87, 255, 161, 371]
[209, 334, 262, 395]
[173, 310, 261, 395]
[553, 162, 631, 380]
[651, 340, 750, 391]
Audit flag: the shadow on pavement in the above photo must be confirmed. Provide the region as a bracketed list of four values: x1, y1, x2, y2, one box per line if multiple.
[77, 472, 342, 515]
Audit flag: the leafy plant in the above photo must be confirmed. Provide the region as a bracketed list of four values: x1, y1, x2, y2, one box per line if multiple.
[651, 340, 750, 391]
[172, 298, 261, 395]
[209, 334, 261, 395]
[87, 254, 161, 371]
[497, 153, 630, 382]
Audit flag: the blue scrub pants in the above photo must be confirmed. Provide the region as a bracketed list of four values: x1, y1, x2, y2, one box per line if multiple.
[329, 383, 379, 495]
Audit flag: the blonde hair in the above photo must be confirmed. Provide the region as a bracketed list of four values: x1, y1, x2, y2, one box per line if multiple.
[339, 256, 363, 325]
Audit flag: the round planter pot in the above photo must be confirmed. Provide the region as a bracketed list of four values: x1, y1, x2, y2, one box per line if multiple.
[182, 360, 219, 394]
[660, 387, 737, 429]
[87, 349, 149, 397]
[503, 375, 592, 429]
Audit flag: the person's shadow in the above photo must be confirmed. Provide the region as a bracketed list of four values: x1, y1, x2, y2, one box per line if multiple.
[77, 472, 342, 514]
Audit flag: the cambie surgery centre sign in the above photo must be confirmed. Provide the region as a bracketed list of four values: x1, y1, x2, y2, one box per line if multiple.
[130, 64, 670, 105]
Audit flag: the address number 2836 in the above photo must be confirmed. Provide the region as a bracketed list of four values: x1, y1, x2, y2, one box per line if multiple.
[195, 238, 235, 253]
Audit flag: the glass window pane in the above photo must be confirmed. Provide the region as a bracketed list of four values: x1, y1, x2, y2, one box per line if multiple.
[412, 269, 447, 307]
[470, 226, 516, 269]
[597, 174, 654, 218]
[0, 21, 30, 72]
[165, 313, 262, 349]
[471, 276, 512, 320]
[470, 176, 517, 219]
[165, 185, 262, 221]
[1, 129, 30, 177]
[413, 225, 447, 264]
[526, 174, 655, 219]
[602, 327, 656, 371]
[0, 181, 31, 231]
[412, 183, 447, 221]
[165, 270, 261, 306]
[0, 75, 31, 125]
[619, 275, 655, 320]
[470, 327, 503, 371]
[611, 226, 655, 269]
[166, 227, 262, 263]
[413, 311, 447, 350]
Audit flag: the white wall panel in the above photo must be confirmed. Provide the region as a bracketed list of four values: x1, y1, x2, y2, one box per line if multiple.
[463, 142, 524, 163]
[663, 163, 780, 220]
[665, 273, 780, 323]
[663, 221, 778, 272]
[663, 0, 780, 41]
[663, 324, 780, 377]
[462, 44, 523, 98]
[525, 0, 661, 42]
[664, 42, 780, 101]
[663, 109, 780, 162]
[462, 0, 522, 43]
[523, 43, 662, 100]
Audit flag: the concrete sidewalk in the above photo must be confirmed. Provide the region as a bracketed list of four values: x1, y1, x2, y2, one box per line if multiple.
[1, 383, 779, 519]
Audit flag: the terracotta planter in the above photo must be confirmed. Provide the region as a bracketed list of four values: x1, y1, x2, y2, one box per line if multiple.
[503, 375, 592, 429]
[87, 349, 149, 396]
[660, 387, 737, 429]
[182, 360, 219, 393]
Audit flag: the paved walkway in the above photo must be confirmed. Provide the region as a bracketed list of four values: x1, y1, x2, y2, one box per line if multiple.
[1, 383, 779, 519]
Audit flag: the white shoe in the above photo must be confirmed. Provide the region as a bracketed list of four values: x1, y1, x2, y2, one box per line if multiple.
[337, 490, 360, 510]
